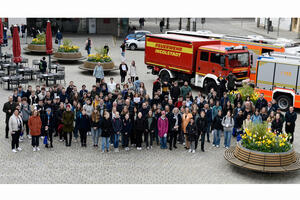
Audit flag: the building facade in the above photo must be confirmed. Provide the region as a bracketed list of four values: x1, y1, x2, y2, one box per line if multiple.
[256, 18, 300, 33]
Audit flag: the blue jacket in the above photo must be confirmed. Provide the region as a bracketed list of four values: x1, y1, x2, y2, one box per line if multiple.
[251, 114, 262, 124]
[93, 65, 104, 79]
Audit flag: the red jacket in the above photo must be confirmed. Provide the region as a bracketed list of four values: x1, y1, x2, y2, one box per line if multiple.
[28, 115, 42, 136]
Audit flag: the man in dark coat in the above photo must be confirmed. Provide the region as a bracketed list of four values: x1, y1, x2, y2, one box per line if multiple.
[255, 93, 268, 111]
[119, 61, 128, 83]
[170, 81, 181, 103]
[3, 96, 17, 138]
[285, 106, 297, 144]
[226, 71, 236, 91]
[41, 108, 55, 148]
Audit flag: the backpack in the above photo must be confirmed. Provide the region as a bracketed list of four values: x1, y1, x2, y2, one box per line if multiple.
[39, 62, 44, 71]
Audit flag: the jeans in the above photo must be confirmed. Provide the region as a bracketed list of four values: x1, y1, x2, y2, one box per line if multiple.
[144, 130, 152, 147]
[190, 141, 195, 150]
[206, 122, 211, 142]
[213, 129, 221, 146]
[91, 128, 100, 145]
[58, 39, 62, 46]
[79, 129, 87, 146]
[64, 132, 72, 146]
[87, 47, 91, 55]
[74, 125, 79, 139]
[114, 134, 120, 148]
[32, 136, 40, 147]
[23, 121, 29, 135]
[11, 131, 20, 149]
[160, 136, 167, 149]
[101, 137, 110, 151]
[121, 52, 125, 57]
[123, 132, 130, 147]
[224, 130, 232, 148]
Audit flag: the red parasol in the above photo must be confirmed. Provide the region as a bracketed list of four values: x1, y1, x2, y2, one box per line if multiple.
[0, 18, 3, 45]
[46, 21, 53, 54]
[12, 25, 22, 63]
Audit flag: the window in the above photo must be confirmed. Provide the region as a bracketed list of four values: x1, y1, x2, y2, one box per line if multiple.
[200, 51, 209, 61]
[228, 53, 249, 67]
[210, 53, 221, 64]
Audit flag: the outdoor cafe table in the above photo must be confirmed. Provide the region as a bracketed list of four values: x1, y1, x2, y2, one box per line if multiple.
[41, 73, 58, 86]
[2, 63, 17, 75]
[18, 68, 35, 80]
[1, 75, 23, 90]
[49, 64, 59, 73]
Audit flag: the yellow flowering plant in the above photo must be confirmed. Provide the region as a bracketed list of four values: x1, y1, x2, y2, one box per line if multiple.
[87, 47, 112, 63]
[241, 122, 292, 153]
[228, 83, 260, 104]
[57, 39, 79, 53]
[31, 33, 46, 45]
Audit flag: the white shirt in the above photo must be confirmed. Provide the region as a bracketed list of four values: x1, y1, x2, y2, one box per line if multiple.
[107, 81, 117, 93]
[129, 65, 136, 77]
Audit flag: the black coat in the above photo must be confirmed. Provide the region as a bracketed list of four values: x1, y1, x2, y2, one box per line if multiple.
[41, 113, 55, 132]
[134, 118, 146, 133]
[76, 114, 91, 132]
[255, 98, 268, 110]
[119, 64, 128, 76]
[145, 116, 156, 133]
[196, 116, 207, 134]
[271, 119, 283, 134]
[112, 118, 123, 134]
[211, 115, 223, 131]
[234, 114, 244, 129]
[3, 102, 17, 122]
[186, 123, 197, 142]
[101, 118, 113, 137]
[169, 113, 182, 132]
[170, 86, 180, 100]
[122, 118, 132, 135]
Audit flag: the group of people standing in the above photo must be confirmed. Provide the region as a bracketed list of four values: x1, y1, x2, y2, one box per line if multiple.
[2, 71, 298, 154]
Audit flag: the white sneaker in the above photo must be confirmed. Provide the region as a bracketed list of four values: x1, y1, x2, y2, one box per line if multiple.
[20, 136, 24, 140]
[147, 147, 150, 150]
[36, 147, 40, 151]
[101, 150, 105, 153]
[183, 142, 186, 146]
[216, 145, 220, 148]
[74, 139, 77, 143]
[192, 150, 195, 153]
[33, 147, 36, 152]
[17, 147, 22, 151]
[110, 144, 113, 146]
[59, 139, 63, 142]
[188, 149, 192, 153]
[12, 149, 17, 153]
[27, 135, 32, 139]
[225, 146, 229, 149]
[212, 144, 216, 147]
[150, 146, 153, 149]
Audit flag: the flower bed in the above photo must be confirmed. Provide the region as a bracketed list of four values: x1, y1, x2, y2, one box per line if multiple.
[241, 123, 291, 153]
[232, 123, 295, 167]
[27, 33, 46, 51]
[54, 39, 82, 59]
[228, 83, 260, 104]
[83, 47, 114, 70]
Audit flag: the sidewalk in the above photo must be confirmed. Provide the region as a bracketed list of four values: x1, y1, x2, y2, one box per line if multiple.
[129, 18, 300, 42]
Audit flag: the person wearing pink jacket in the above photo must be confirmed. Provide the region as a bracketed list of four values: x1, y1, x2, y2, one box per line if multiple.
[158, 111, 169, 149]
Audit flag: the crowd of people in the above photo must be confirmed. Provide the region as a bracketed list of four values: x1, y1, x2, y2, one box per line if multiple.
[2, 74, 298, 154]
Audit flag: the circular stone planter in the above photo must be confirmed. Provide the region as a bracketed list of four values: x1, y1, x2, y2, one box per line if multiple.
[83, 61, 115, 70]
[224, 141, 300, 173]
[54, 52, 82, 59]
[27, 44, 46, 51]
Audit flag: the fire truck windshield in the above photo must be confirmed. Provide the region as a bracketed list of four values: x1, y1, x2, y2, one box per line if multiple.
[228, 53, 249, 67]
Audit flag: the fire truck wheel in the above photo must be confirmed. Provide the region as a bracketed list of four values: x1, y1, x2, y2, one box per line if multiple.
[129, 44, 137, 50]
[276, 95, 291, 111]
[159, 70, 171, 82]
[204, 80, 217, 94]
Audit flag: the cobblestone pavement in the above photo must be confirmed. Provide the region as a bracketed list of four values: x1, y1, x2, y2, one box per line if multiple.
[1, 25, 300, 183]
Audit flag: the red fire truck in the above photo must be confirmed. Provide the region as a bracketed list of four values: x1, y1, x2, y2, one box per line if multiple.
[145, 34, 251, 91]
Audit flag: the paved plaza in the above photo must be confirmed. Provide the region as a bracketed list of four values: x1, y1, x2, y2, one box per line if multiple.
[1, 19, 300, 183]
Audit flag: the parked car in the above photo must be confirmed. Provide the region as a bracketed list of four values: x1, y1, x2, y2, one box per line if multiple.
[125, 36, 146, 50]
[124, 30, 151, 42]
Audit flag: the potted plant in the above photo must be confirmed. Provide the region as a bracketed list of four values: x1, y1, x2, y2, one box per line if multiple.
[83, 47, 115, 70]
[54, 39, 82, 60]
[27, 33, 47, 51]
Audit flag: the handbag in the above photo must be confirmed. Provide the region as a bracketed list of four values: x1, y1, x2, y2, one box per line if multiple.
[55, 39, 58, 44]
[43, 136, 48, 144]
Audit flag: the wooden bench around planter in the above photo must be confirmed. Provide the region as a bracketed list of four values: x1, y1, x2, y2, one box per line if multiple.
[234, 141, 296, 167]
[224, 142, 300, 173]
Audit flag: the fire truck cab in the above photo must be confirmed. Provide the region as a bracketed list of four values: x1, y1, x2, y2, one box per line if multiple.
[255, 53, 300, 111]
[193, 45, 250, 90]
